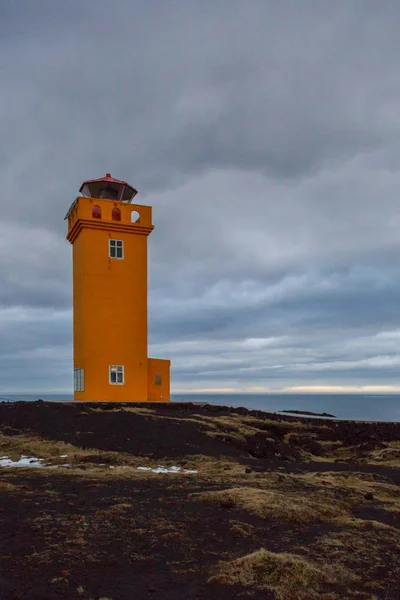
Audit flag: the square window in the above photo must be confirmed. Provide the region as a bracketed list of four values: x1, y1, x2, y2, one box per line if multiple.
[109, 365, 124, 385]
[109, 239, 123, 259]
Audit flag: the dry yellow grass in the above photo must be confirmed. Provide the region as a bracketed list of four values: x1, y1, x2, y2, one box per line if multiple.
[370, 447, 400, 466]
[295, 472, 400, 514]
[208, 548, 357, 599]
[0, 432, 76, 462]
[84, 409, 259, 446]
[240, 414, 310, 430]
[310, 439, 400, 466]
[0, 430, 199, 474]
[0, 432, 131, 467]
[89, 406, 155, 415]
[229, 520, 254, 537]
[193, 413, 311, 438]
[189, 486, 352, 524]
[314, 525, 400, 585]
[96, 502, 134, 515]
[0, 481, 22, 492]
[127, 412, 305, 450]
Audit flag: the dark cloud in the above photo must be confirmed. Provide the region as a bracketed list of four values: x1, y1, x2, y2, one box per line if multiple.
[2, 1, 400, 392]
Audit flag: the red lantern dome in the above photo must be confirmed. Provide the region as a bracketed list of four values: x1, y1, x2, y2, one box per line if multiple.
[79, 173, 138, 202]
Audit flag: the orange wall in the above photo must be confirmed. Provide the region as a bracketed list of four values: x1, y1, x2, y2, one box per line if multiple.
[147, 358, 171, 402]
[67, 197, 153, 233]
[68, 196, 153, 401]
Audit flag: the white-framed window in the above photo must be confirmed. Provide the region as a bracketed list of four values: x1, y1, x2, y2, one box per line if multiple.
[109, 365, 124, 385]
[74, 367, 85, 392]
[109, 239, 124, 259]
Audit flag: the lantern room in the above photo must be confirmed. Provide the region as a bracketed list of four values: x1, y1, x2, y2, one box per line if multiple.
[79, 173, 138, 203]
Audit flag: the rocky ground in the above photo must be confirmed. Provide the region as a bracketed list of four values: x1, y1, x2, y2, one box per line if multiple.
[0, 400, 399, 600]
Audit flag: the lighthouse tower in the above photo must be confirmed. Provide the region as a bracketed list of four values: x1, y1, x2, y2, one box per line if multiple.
[65, 174, 170, 402]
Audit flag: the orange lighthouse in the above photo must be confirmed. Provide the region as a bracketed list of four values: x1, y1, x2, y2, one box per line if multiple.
[65, 174, 170, 402]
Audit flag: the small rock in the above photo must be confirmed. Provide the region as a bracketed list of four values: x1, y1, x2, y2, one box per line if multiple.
[245, 467, 252, 474]
[364, 492, 374, 501]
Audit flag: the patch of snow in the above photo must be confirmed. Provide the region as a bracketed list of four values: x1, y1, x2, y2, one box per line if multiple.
[59, 454, 68, 458]
[0, 455, 45, 468]
[137, 465, 198, 474]
[0, 455, 70, 469]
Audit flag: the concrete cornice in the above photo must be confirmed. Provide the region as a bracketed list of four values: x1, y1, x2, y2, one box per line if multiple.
[66, 218, 154, 244]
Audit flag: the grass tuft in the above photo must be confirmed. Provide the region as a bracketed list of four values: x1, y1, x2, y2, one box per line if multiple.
[208, 548, 356, 599]
[190, 486, 351, 524]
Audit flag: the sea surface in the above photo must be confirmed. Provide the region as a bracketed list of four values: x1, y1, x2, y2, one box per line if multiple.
[1, 393, 400, 422]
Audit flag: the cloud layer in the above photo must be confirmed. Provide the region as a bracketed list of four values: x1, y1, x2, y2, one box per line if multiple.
[2, 0, 400, 393]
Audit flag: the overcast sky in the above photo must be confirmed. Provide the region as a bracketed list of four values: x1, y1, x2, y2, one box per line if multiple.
[2, 0, 400, 395]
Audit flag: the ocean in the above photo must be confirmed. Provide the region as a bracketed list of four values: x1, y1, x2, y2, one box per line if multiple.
[1, 393, 400, 422]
